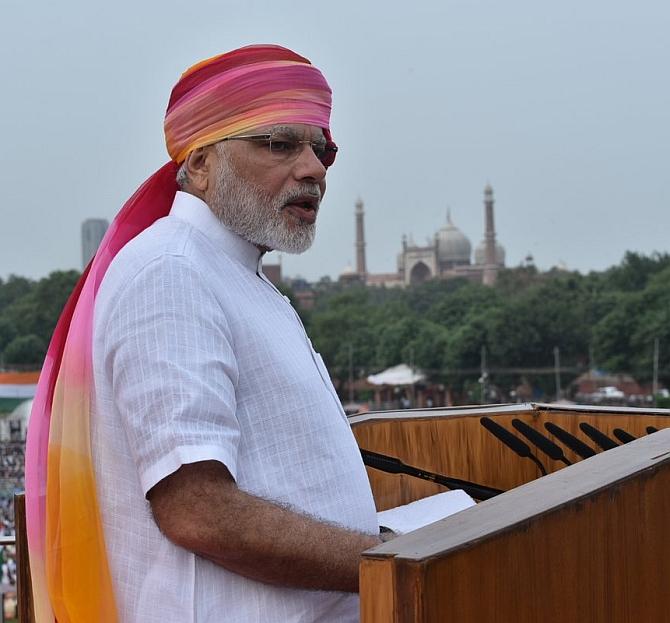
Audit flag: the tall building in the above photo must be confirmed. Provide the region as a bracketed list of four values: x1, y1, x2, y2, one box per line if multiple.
[81, 218, 109, 268]
[355, 198, 367, 279]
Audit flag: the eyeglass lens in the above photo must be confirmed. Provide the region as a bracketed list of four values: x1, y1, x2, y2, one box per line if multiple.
[268, 133, 337, 167]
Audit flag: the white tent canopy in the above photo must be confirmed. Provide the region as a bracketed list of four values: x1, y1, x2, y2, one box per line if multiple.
[0, 398, 33, 441]
[366, 364, 426, 386]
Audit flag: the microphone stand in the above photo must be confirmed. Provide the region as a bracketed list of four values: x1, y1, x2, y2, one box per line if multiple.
[360, 448, 503, 501]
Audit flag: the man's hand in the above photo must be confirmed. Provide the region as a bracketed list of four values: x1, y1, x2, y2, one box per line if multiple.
[147, 460, 380, 592]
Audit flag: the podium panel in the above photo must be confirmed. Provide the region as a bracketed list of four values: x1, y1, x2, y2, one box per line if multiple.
[360, 428, 670, 622]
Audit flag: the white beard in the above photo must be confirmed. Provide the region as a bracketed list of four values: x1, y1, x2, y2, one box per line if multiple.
[208, 146, 320, 254]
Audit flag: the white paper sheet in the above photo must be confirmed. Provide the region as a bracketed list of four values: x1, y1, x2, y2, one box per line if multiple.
[377, 489, 476, 535]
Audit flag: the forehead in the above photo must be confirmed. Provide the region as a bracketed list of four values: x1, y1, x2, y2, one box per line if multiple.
[255, 123, 326, 141]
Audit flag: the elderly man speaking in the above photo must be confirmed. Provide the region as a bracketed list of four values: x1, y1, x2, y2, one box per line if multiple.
[26, 45, 380, 623]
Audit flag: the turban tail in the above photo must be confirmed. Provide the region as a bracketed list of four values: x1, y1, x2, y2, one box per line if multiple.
[25, 45, 333, 622]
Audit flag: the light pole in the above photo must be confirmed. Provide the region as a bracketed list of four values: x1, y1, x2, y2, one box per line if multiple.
[479, 345, 488, 405]
[409, 346, 416, 407]
[348, 343, 354, 404]
[653, 338, 659, 407]
[554, 346, 562, 402]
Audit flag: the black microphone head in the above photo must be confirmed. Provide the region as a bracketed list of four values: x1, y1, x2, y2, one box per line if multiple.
[360, 449, 405, 474]
[544, 421, 597, 459]
[579, 422, 619, 451]
[612, 428, 636, 444]
[512, 418, 565, 462]
[480, 416, 531, 458]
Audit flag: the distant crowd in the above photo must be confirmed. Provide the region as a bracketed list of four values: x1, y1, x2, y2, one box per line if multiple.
[1, 441, 24, 486]
[1, 441, 24, 590]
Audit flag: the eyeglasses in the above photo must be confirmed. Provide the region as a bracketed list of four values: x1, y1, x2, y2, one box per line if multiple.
[221, 130, 338, 168]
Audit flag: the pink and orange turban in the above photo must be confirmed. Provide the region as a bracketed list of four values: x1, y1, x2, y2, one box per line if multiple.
[165, 45, 334, 163]
[25, 45, 334, 623]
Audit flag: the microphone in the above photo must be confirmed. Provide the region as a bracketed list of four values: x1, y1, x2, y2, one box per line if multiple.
[613, 428, 636, 444]
[511, 418, 572, 466]
[647, 426, 659, 435]
[360, 448, 503, 501]
[480, 417, 547, 476]
[544, 422, 596, 460]
[579, 422, 619, 451]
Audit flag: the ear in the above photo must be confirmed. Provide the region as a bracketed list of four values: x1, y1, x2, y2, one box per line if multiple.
[183, 146, 215, 195]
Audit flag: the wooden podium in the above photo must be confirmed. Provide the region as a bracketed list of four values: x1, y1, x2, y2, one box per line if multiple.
[353, 404, 670, 622]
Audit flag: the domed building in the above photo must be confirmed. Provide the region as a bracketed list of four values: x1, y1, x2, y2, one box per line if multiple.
[398, 186, 504, 285]
[397, 233, 438, 285]
[437, 210, 472, 270]
[344, 184, 506, 287]
[474, 240, 505, 267]
[396, 212, 473, 285]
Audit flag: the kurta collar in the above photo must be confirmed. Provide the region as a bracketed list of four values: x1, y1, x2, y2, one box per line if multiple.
[169, 191, 263, 273]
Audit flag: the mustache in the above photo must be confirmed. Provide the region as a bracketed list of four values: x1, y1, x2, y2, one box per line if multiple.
[277, 185, 322, 207]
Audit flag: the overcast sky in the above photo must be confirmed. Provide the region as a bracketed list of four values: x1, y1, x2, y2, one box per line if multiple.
[1, 0, 668, 282]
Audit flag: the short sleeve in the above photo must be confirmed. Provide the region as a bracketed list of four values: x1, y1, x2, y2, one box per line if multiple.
[101, 254, 240, 496]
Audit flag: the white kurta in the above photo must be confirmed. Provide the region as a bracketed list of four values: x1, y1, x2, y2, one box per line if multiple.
[91, 191, 378, 623]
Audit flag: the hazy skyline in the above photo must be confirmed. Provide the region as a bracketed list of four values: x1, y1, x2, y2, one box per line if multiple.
[1, 0, 668, 282]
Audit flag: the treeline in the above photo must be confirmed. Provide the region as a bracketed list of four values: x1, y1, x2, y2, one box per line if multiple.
[0, 271, 80, 366]
[295, 252, 670, 398]
[1, 252, 669, 400]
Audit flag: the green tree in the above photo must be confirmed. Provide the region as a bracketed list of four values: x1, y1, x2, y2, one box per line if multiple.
[425, 282, 500, 328]
[622, 267, 670, 381]
[445, 312, 491, 374]
[503, 275, 589, 364]
[408, 320, 450, 379]
[3, 270, 80, 346]
[0, 318, 18, 352]
[0, 275, 33, 312]
[493, 265, 541, 296]
[592, 266, 670, 381]
[308, 287, 384, 380]
[599, 251, 670, 293]
[3, 334, 46, 366]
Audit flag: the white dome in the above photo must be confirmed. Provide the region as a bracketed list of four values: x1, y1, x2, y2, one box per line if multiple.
[474, 239, 506, 266]
[436, 212, 471, 265]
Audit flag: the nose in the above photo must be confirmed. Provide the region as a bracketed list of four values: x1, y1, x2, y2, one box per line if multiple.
[293, 143, 327, 183]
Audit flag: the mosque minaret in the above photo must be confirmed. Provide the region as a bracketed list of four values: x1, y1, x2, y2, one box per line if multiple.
[474, 185, 506, 271]
[355, 198, 367, 279]
[482, 184, 499, 286]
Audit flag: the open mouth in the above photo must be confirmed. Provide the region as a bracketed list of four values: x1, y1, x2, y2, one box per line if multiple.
[282, 198, 319, 224]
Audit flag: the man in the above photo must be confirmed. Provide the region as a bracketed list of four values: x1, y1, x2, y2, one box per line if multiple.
[27, 45, 380, 623]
